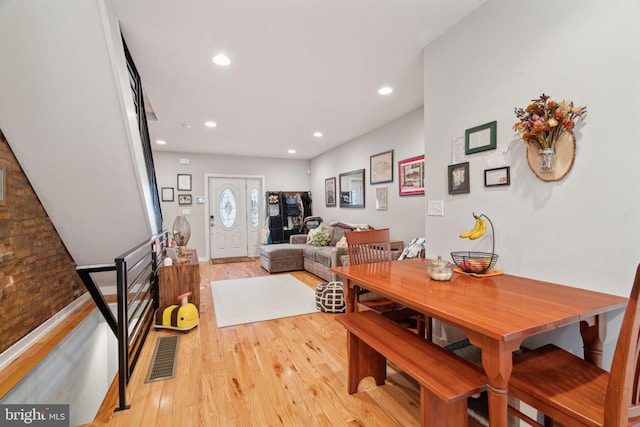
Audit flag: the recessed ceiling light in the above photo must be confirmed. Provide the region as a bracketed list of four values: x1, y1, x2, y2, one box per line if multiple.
[378, 86, 393, 95]
[156, 139, 167, 145]
[313, 132, 323, 138]
[212, 54, 230, 66]
[205, 121, 217, 128]
[288, 149, 296, 154]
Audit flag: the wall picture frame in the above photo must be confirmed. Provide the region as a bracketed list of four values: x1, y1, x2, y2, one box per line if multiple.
[325, 177, 336, 207]
[484, 166, 511, 187]
[178, 194, 192, 205]
[375, 187, 388, 210]
[465, 121, 497, 154]
[448, 162, 470, 194]
[370, 150, 393, 184]
[398, 155, 425, 196]
[177, 173, 192, 191]
[161, 187, 174, 202]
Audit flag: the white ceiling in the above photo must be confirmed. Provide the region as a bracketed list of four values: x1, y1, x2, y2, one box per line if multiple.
[111, 0, 486, 160]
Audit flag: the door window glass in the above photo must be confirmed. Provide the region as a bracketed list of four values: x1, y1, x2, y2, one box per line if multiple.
[219, 189, 237, 228]
[250, 189, 259, 227]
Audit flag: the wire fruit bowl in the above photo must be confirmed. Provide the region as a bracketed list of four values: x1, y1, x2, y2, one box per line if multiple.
[451, 251, 499, 274]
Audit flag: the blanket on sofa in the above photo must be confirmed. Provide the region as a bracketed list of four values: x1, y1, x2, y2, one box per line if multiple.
[329, 221, 374, 230]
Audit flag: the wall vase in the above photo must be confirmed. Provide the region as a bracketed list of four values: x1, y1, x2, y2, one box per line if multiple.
[537, 148, 556, 174]
[526, 131, 576, 182]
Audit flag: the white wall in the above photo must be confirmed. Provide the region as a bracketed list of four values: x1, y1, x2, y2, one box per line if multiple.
[423, 0, 639, 365]
[311, 107, 425, 243]
[153, 151, 311, 258]
[0, 0, 156, 264]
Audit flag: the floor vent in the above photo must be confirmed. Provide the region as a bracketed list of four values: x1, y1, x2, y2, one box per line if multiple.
[145, 335, 179, 383]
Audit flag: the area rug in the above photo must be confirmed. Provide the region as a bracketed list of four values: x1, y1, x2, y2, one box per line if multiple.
[210, 274, 319, 327]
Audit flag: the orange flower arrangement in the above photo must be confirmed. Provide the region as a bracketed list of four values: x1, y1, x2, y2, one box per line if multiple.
[513, 94, 587, 150]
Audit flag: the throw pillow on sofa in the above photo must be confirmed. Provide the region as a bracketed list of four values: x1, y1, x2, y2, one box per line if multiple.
[307, 223, 331, 244]
[312, 230, 331, 246]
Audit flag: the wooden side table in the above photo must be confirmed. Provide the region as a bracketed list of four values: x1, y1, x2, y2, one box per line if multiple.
[158, 249, 200, 309]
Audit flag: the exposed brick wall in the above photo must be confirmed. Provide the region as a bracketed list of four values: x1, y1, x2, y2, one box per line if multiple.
[0, 129, 85, 354]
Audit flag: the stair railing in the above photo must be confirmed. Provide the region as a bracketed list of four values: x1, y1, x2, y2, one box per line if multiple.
[76, 230, 169, 411]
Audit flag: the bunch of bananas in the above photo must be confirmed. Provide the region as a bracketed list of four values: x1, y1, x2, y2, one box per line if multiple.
[459, 216, 486, 240]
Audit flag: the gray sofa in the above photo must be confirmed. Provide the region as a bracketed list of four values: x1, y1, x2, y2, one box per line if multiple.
[259, 225, 404, 282]
[298, 226, 348, 281]
[260, 224, 348, 282]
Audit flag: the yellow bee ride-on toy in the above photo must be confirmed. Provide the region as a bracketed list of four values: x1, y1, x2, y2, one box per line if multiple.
[155, 291, 199, 333]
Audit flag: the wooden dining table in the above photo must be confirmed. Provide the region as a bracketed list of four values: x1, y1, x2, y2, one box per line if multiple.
[332, 258, 628, 427]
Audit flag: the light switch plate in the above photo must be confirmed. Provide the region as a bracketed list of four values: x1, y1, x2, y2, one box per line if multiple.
[427, 200, 444, 216]
[182, 208, 191, 215]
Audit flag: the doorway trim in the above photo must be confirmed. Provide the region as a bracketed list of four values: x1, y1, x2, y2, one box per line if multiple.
[204, 173, 266, 260]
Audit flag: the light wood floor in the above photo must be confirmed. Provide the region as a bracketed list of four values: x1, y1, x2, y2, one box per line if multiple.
[91, 259, 484, 426]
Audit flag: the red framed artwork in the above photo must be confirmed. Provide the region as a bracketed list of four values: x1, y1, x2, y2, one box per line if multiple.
[398, 155, 425, 196]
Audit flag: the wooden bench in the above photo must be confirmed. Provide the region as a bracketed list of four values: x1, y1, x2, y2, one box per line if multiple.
[335, 310, 487, 426]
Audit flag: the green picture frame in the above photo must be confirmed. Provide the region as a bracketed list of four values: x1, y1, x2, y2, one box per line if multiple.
[465, 121, 497, 155]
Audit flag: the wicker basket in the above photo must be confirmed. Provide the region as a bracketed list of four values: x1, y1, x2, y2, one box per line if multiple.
[451, 251, 499, 274]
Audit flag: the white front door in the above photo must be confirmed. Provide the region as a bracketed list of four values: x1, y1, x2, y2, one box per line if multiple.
[208, 177, 262, 259]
